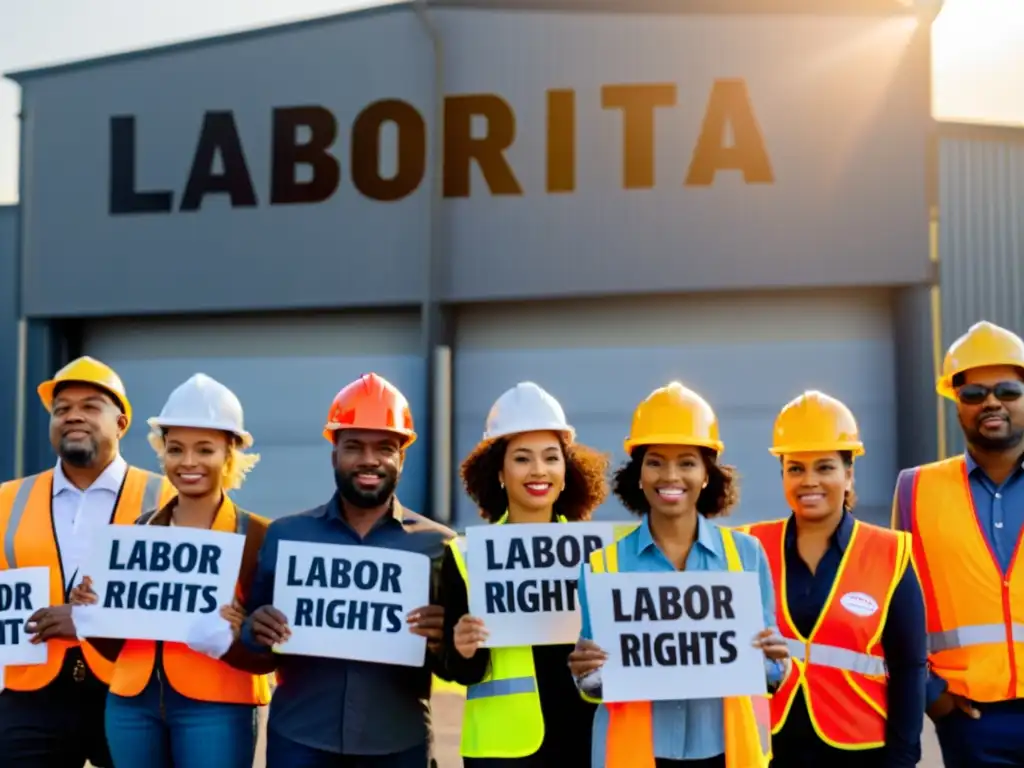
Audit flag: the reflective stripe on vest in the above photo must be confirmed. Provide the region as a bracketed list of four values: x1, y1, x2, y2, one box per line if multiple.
[911, 456, 1024, 702]
[110, 500, 271, 706]
[747, 517, 907, 750]
[0, 467, 175, 690]
[589, 525, 772, 768]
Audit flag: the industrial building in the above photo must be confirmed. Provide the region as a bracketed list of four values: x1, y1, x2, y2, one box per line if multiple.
[1, 0, 1021, 529]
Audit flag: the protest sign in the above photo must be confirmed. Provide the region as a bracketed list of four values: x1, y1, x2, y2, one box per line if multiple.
[585, 569, 767, 702]
[272, 541, 431, 667]
[466, 522, 637, 647]
[0, 567, 49, 667]
[73, 526, 244, 643]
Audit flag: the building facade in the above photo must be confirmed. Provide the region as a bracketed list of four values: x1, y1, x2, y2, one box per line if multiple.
[2, 0, 962, 527]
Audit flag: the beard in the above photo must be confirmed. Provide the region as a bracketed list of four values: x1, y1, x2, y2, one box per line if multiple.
[335, 468, 398, 509]
[59, 437, 99, 468]
[961, 410, 1024, 452]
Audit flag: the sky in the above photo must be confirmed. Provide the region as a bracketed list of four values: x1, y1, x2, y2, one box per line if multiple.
[0, 0, 1022, 205]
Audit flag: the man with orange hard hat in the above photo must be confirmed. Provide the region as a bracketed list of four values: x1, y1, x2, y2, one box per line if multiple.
[240, 373, 455, 767]
[0, 356, 175, 767]
[892, 321, 1024, 766]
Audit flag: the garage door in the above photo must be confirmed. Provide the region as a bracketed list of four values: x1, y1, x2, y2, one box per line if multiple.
[455, 289, 897, 528]
[82, 312, 425, 519]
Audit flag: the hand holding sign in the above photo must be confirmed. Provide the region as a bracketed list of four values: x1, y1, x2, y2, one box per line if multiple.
[453, 615, 489, 659]
[248, 606, 291, 647]
[406, 605, 444, 654]
[568, 638, 608, 678]
[26, 605, 76, 644]
[70, 576, 97, 606]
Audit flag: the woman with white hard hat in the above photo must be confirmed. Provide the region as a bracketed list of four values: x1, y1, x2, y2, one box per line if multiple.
[569, 381, 787, 768]
[736, 391, 926, 768]
[436, 381, 610, 767]
[70, 373, 276, 768]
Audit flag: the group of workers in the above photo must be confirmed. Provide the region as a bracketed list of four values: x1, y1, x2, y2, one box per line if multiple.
[0, 319, 1021, 768]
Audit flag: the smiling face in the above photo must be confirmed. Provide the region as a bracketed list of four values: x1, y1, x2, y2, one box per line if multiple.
[163, 427, 231, 499]
[499, 431, 566, 515]
[49, 383, 127, 469]
[639, 444, 707, 519]
[781, 451, 851, 523]
[333, 429, 404, 509]
[956, 365, 1024, 452]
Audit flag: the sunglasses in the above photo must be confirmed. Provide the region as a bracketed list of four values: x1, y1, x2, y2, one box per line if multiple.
[957, 380, 1024, 406]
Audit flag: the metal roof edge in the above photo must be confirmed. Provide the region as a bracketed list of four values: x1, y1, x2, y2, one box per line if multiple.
[938, 120, 1024, 145]
[4, 1, 411, 83]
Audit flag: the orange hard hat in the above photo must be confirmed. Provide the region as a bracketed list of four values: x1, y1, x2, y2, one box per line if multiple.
[38, 356, 133, 431]
[624, 381, 724, 455]
[323, 373, 416, 447]
[937, 321, 1024, 400]
[769, 390, 864, 457]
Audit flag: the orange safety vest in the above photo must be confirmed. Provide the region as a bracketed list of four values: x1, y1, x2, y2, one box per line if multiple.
[0, 466, 175, 690]
[588, 525, 772, 768]
[742, 518, 910, 750]
[110, 497, 271, 706]
[909, 455, 1024, 702]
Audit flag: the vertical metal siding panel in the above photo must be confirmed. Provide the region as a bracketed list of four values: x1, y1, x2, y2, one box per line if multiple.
[939, 129, 1024, 456]
[0, 206, 18, 479]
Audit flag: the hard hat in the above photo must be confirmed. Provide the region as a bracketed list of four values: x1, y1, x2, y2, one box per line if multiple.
[624, 382, 724, 455]
[482, 382, 575, 442]
[323, 373, 416, 447]
[147, 373, 253, 448]
[38, 356, 133, 430]
[769, 390, 864, 457]
[937, 321, 1024, 400]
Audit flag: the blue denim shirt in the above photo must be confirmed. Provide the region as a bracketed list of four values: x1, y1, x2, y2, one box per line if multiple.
[577, 514, 782, 765]
[240, 495, 454, 756]
[893, 452, 1024, 707]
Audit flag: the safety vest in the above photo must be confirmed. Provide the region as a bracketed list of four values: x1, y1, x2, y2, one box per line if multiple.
[588, 526, 772, 768]
[741, 518, 909, 750]
[909, 455, 1024, 702]
[110, 497, 272, 706]
[448, 514, 635, 758]
[0, 466, 175, 690]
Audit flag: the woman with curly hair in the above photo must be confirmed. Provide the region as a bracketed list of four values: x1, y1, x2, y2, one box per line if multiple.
[568, 381, 789, 768]
[737, 391, 926, 768]
[437, 381, 610, 767]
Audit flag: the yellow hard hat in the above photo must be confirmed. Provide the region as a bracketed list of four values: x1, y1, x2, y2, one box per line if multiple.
[38, 356, 133, 430]
[624, 381, 724, 455]
[769, 390, 864, 457]
[937, 321, 1024, 400]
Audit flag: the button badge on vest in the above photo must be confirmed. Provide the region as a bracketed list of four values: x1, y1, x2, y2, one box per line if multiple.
[839, 592, 879, 618]
[73, 659, 86, 683]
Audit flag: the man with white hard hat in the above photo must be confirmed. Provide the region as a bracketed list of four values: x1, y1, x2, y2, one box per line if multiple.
[0, 356, 175, 767]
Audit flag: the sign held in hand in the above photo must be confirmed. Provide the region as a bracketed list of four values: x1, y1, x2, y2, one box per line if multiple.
[586, 569, 767, 703]
[75, 526, 245, 643]
[466, 522, 636, 647]
[272, 541, 431, 667]
[0, 567, 49, 666]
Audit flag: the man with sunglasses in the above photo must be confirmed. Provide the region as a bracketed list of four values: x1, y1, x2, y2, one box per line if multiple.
[891, 320, 1024, 767]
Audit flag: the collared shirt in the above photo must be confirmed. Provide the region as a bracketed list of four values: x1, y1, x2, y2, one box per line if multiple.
[577, 514, 780, 765]
[52, 454, 127, 591]
[770, 512, 926, 768]
[240, 494, 454, 756]
[892, 451, 1024, 706]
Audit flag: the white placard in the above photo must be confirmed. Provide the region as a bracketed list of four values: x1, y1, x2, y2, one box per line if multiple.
[586, 569, 767, 702]
[73, 526, 245, 643]
[466, 522, 638, 647]
[272, 541, 431, 667]
[0, 567, 49, 666]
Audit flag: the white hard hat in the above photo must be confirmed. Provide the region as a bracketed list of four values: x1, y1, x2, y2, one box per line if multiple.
[483, 382, 575, 442]
[147, 373, 253, 448]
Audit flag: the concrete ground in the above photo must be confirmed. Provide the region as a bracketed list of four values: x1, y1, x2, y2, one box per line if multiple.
[249, 693, 945, 768]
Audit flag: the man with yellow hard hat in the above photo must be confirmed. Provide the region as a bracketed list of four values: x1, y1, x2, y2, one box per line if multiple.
[0, 356, 175, 767]
[892, 321, 1024, 766]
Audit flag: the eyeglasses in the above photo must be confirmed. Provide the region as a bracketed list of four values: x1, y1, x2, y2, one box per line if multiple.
[957, 381, 1024, 406]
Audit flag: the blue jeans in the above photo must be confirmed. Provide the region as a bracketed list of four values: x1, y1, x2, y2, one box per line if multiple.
[105, 677, 257, 768]
[934, 699, 1024, 767]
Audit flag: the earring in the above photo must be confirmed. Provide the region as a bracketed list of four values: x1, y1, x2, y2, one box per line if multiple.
[638, 481, 643, 490]
[702, 481, 708, 489]
[500, 481, 505, 490]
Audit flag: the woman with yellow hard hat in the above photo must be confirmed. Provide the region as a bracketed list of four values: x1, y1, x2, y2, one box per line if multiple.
[437, 382, 610, 767]
[70, 373, 276, 768]
[437, 382, 611, 767]
[569, 381, 788, 768]
[738, 391, 927, 768]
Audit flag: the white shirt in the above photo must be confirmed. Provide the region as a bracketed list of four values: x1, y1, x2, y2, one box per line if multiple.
[51, 454, 128, 591]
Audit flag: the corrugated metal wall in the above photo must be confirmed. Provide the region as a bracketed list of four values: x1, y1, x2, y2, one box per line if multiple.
[938, 122, 1024, 456]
